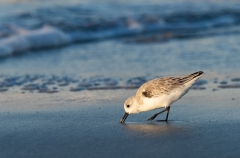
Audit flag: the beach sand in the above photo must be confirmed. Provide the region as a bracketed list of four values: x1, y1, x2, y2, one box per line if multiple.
[0, 87, 240, 158]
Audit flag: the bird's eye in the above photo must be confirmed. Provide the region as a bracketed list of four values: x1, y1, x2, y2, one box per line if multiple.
[127, 105, 130, 108]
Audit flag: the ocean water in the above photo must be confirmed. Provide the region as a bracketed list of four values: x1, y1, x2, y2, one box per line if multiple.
[1, 0, 240, 55]
[0, 0, 240, 92]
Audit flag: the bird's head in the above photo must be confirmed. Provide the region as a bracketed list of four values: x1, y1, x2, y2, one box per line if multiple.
[120, 96, 139, 123]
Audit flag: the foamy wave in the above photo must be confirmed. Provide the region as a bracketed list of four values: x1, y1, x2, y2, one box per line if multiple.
[1, 7, 240, 57]
[0, 26, 71, 57]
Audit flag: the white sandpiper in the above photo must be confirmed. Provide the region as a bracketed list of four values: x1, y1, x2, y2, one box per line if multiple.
[120, 71, 204, 123]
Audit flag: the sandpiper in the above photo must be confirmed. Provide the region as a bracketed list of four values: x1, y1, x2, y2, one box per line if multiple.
[120, 71, 204, 123]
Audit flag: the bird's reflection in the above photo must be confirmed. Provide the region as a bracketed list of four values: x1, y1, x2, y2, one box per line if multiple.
[122, 121, 185, 135]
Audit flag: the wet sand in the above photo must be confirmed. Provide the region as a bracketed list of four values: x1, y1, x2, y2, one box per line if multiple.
[0, 88, 240, 158]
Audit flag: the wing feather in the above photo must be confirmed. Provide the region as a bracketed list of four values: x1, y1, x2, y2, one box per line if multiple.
[137, 71, 203, 98]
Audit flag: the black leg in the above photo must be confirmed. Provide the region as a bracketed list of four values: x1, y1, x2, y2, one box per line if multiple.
[165, 106, 171, 121]
[147, 108, 168, 121]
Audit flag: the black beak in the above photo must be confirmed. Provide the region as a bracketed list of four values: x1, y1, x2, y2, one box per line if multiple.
[120, 112, 129, 123]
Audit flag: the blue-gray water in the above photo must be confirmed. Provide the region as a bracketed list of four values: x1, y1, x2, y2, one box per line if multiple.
[1, 0, 240, 56]
[0, 0, 240, 92]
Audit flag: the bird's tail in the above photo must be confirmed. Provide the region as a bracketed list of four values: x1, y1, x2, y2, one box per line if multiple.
[179, 71, 204, 84]
[188, 71, 204, 78]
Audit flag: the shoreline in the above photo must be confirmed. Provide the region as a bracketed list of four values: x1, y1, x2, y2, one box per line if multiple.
[0, 86, 239, 112]
[0, 72, 240, 95]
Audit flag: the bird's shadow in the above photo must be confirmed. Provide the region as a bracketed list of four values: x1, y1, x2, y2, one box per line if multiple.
[121, 120, 187, 135]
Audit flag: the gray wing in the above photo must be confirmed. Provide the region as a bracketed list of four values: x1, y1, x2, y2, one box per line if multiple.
[137, 71, 203, 98]
[138, 77, 180, 98]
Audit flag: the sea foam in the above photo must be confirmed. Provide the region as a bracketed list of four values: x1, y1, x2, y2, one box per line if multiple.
[0, 25, 71, 57]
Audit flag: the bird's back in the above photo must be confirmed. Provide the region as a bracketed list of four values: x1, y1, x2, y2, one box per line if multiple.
[135, 71, 204, 108]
